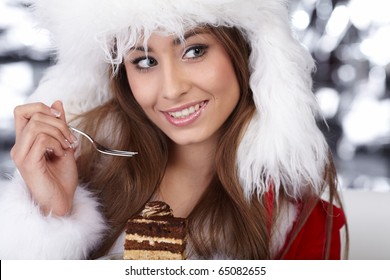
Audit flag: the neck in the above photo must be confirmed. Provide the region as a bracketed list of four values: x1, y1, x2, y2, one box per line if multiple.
[169, 139, 216, 174]
[156, 138, 218, 217]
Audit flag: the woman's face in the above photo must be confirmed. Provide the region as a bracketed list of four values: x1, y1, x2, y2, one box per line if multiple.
[124, 29, 240, 146]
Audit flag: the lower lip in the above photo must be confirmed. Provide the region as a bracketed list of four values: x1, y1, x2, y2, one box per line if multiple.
[163, 102, 208, 127]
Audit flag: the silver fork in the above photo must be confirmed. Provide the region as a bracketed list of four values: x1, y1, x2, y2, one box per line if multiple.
[68, 125, 138, 157]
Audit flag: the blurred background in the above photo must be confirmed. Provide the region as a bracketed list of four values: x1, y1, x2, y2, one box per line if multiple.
[0, 0, 389, 191]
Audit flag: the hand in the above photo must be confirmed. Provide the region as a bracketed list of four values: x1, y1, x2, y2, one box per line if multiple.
[10, 100, 79, 216]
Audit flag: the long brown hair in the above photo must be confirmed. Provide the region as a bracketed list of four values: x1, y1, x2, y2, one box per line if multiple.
[74, 26, 347, 259]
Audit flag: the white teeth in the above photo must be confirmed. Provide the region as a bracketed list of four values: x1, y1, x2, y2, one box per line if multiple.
[168, 102, 204, 119]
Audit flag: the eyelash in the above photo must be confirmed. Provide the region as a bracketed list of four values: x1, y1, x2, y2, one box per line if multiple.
[130, 44, 209, 72]
[131, 56, 157, 72]
[183, 45, 208, 60]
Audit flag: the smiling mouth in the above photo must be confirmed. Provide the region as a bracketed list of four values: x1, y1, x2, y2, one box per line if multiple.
[167, 101, 206, 119]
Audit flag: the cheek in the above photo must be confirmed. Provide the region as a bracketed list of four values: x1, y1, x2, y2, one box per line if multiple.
[209, 60, 239, 98]
[127, 75, 156, 111]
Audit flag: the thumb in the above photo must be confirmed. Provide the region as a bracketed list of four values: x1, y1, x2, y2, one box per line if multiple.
[51, 100, 67, 122]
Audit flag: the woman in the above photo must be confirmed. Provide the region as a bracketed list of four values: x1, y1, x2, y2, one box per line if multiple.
[0, 0, 347, 259]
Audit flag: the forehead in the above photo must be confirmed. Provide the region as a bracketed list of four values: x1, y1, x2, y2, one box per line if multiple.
[122, 26, 213, 57]
[139, 26, 211, 44]
[109, 25, 215, 69]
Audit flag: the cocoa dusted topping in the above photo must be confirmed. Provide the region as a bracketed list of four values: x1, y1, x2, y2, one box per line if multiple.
[140, 201, 173, 218]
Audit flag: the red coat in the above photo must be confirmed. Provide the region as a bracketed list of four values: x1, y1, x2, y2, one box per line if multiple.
[280, 200, 346, 259]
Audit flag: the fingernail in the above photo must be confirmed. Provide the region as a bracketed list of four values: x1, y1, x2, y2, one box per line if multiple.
[69, 133, 79, 149]
[70, 133, 78, 143]
[70, 140, 79, 149]
[65, 138, 78, 149]
[51, 108, 61, 118]
[65, 139, 73, 149]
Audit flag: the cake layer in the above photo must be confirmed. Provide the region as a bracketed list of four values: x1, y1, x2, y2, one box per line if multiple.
[125, 233, 184, 245]
[124, 239, 185, 253]
[126, 218, 186, 239]
[123, 249, 183, 260]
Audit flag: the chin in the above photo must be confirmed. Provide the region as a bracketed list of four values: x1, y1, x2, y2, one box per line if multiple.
[161, 126, 216, 147]
[169, 138, 200, 146]
[166, 133, 207, 146]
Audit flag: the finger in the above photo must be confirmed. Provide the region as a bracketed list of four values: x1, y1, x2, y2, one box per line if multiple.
[28, 113, 77, 149]
[14, 133, 67, 174]
[20, 135, 75, 216]
[50, 100, 78, 145]
[51, 100, 66, 122]
[12, 120, 74, 165]
[14, 102, 61, 139]
[31, 133, 68, 166]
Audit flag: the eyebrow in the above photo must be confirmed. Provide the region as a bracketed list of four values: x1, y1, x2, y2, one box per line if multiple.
[131, 29, 208, 52]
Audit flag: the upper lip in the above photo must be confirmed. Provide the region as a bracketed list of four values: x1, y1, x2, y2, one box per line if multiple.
[162, 100, 208, 113]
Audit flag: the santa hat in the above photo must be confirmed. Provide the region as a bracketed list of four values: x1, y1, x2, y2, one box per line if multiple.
[29, 0, 329, 200]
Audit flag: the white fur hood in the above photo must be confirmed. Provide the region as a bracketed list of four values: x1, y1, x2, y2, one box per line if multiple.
[29, 0, 328, 200]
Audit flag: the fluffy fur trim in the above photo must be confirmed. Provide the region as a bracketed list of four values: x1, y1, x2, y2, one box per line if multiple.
[270, 201, 299, 258]
[29, 0, 328, 199]
[0, 173, 107, 259]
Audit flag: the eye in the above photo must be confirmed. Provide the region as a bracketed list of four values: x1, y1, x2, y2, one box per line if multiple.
[132, 56, 158, 70]
[183, 45, 208, 60]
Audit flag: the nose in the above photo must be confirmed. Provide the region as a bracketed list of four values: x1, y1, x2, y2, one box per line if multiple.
[160, 60, 191, 100]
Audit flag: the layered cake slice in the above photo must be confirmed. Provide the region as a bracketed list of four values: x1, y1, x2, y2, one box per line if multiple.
[124, 201, 187, 260]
